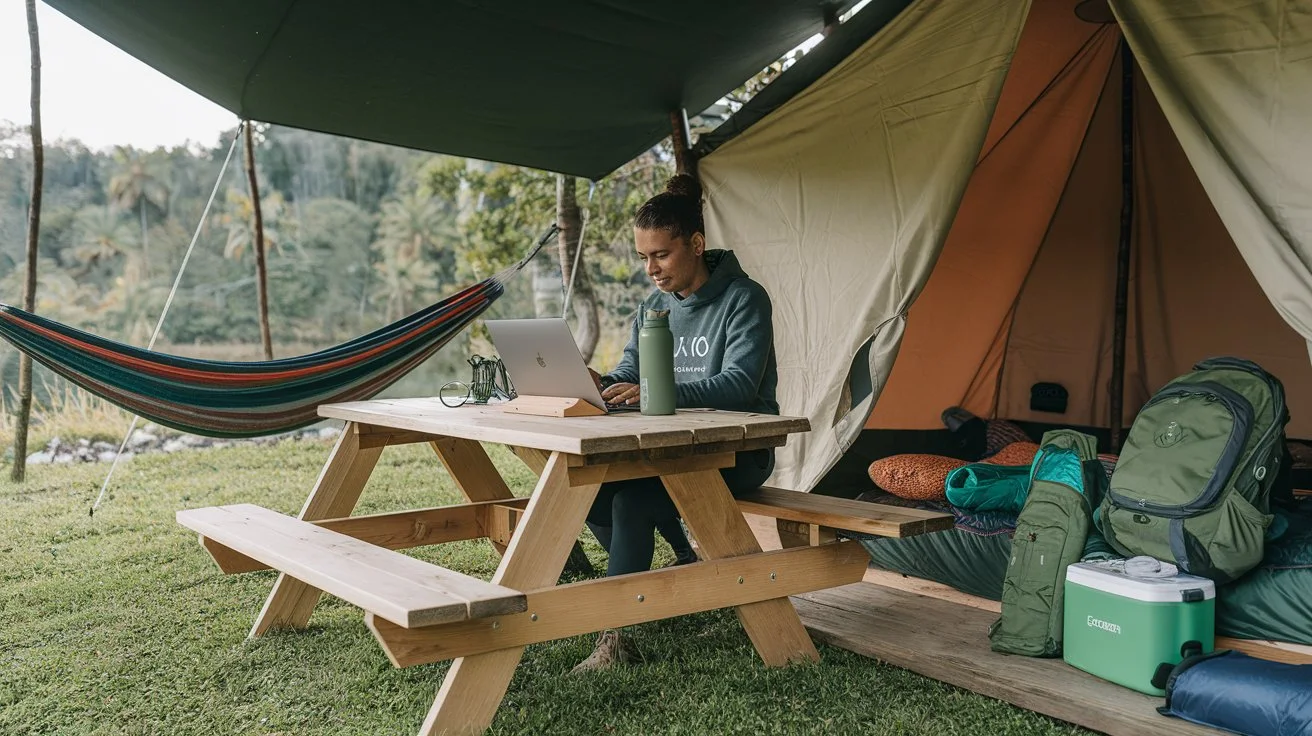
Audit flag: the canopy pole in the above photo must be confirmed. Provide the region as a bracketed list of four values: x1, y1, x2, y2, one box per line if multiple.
[669, 108, 698, 179]
[91, 123, 244, 515]
[1110, 38, 1135, 451]
[243, 120, 274, 361]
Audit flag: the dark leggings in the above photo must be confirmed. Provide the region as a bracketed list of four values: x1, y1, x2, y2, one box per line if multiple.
[586, 449, 774, 576]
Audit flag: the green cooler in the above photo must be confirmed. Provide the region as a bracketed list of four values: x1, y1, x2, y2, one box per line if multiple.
[1062, 558, 1215, 695]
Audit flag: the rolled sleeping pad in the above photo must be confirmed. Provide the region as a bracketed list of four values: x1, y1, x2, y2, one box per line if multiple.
[1154, 648, 1312, 735]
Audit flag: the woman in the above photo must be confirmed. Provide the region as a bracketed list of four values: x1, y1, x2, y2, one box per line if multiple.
[574, 173, 779, 672]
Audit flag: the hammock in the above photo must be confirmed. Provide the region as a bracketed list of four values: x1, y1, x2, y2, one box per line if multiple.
[0, 228, 555, 438]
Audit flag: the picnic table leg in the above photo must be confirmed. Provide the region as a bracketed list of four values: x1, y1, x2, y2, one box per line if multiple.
[419, 451, 602, 736]
[249, 422, 383, 637]
[429, 437, 516, 555]
[506, 445, 594, 576]
[661, 470, 821, 666]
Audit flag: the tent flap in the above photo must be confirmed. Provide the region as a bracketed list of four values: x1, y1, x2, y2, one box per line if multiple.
[700, 0, 1033, 491]
[865, 4, 1120, 430]
[1108, 0, 1312, 361]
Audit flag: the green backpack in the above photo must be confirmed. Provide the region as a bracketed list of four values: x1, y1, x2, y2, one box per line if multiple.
[1098, 357, 1289, 585]
[989, 429, 1102, 657]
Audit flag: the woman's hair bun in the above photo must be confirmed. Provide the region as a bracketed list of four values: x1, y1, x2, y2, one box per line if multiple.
[634, 172, 705, 239]
[664, 173, 703, 202]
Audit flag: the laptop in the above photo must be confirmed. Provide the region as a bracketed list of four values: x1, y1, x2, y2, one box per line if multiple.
[483, 318, 640, 413]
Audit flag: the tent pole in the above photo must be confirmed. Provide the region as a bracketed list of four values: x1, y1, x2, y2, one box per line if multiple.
[669, 108, 699, 179]
[1110, 38, 1135, 451]
[822, 3, 840, 36]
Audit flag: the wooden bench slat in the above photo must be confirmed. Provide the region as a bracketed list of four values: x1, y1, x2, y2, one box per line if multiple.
[177, 504, 526, 627]
[736, 487, 953, 538]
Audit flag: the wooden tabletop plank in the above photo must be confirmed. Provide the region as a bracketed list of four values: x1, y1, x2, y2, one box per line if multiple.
[319, 399, 810, 456]
[741, 416, 812, 439]
[320, 400, 634, 454]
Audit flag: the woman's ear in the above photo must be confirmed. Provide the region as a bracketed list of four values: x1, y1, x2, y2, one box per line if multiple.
[690, 232, 706, 256]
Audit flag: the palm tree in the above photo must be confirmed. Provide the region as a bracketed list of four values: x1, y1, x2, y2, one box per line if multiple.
[368, 190, 456, 324]
[98, 277, 165, 347]
[375, 191, 453, 263]
[0, 259, 96, 328]
[108, 148, 169, 268]
[214, 182, 295, 361]
[12, 0, 43, 483]
[68, 205, 141, 280]
[371, 252, 438, 323]
[217, 188, 290, 262]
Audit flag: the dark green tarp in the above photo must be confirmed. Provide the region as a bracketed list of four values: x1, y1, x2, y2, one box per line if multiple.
[45, 0, 869, 180]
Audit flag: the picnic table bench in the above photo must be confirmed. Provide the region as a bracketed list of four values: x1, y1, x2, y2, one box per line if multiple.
[176, 398, 952, 735]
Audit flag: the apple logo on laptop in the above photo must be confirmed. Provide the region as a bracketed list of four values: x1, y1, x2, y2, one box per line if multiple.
[536, 352, 546, 368]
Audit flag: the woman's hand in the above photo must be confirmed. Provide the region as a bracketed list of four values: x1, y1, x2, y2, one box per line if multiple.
[601, 382, 640, 405]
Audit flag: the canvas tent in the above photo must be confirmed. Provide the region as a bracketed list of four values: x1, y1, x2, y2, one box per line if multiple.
[698, 0, 1312, 491]
[41, 0, 1312, 494]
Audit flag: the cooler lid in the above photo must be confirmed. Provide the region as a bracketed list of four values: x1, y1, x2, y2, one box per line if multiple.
[1066, 557, 1216, 602]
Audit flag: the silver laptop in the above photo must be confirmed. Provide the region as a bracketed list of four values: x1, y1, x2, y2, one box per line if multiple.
[484, 318, 639, 413]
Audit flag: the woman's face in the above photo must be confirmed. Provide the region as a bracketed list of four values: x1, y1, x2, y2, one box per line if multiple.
[634, 227, 705, 297]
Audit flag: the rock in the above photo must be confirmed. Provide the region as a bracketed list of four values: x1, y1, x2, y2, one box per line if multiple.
[53, 453, 75, 464]
[45, 437, 62, 453]
[127, 430, 158, 450]
[26, 452, 54, 465]
[77, 438, 91, 448]
[92, 441, 117, 453]
[161, 439, 189, 453]
[98, 451, 131, 463]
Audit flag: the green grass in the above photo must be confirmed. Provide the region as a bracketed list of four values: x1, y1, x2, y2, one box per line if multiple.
[0, 436, 1093, 735]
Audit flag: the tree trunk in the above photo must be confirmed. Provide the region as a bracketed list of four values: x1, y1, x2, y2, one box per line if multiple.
[12, 0, 43, 483]
[530, 257, 559, 318]
[244, 121, 274, 361]
[556, 175, 599, 363]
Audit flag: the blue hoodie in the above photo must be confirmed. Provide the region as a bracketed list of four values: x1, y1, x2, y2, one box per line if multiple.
[603, 249, 779, 416]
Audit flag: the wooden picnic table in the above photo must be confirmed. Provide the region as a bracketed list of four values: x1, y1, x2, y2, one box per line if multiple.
[177, 397, 952, 735]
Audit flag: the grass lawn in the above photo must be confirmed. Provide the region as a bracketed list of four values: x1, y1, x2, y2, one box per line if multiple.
[0, 434, 1093, 735]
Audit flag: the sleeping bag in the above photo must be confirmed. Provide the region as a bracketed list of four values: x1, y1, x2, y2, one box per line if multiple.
[1156, 649, 1312, 735]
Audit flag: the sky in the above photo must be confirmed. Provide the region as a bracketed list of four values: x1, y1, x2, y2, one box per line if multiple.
[0, 1, 236, 151]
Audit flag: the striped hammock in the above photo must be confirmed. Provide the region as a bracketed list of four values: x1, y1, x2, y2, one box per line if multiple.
[0, 229, 554, 438]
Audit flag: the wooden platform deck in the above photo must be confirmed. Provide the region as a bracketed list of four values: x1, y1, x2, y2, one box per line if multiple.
[793, 581, 1223, 735]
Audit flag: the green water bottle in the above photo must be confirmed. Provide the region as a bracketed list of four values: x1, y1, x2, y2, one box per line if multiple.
[638, 308, 676, 415]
